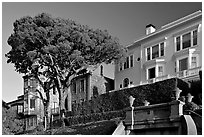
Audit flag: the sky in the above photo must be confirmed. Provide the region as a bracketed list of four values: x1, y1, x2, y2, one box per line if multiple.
[1, 2, 202, 102]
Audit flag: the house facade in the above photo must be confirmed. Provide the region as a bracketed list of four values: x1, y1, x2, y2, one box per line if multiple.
[65, 63, 114, 112]
[7, 95, 24, 117]
[22, 63, 114, 129]
[115, 11, 202, 90]
[23, 74, 59, 130]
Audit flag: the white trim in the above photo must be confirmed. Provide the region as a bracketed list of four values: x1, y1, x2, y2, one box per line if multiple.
[175, 29, 198, 52]
[176, 55, 189, 72]
[127, 11, 201, 48]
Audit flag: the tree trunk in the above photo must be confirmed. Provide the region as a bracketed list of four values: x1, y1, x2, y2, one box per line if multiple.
[44, 103, 48, 131]
[56, 75, 65, 127]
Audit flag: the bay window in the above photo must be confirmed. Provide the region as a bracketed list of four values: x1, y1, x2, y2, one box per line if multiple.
[146, 42, 165, 61]
[175, 29, 198, 51]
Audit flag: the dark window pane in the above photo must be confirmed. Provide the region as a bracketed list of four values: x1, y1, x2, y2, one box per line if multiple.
[160, 43, 164, 56]
[152, 45, 159, 59]
[124, 61, 127, 69]
[126, 57, 129, 69]
[148, 67, 155, 79]
[73, 82, 76, 94]
[80, 79, 84, 92]
[179, 58, 188, 71]
[130, 55, 134, 67]
[193, 30, 197, 46]
[123, 78, 129, 87]
[119, 63, 123, 71]
[182, 32, 191, 49]
[176, 37, 180, 51]
[30, 99, 35, 109]
[147, 48, 151, 60]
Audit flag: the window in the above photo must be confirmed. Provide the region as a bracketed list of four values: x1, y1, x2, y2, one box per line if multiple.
[146, 42, 164, 61]
[179, 58, 188, 71]
[191, 56, 197, 68]
[30, 99, 35, 109]
[123, 78, 129, 88]
[148, 67, 156, 79]
[100, 65, 103, 76]
[193, 30, 197, 46]
[120, 84, 122, 89]
[152, 45, 159, 59]
[73, 82, 76, 94]
[126, 57, 129, 69]
[30, 118, 33, 126]
[17, 105, 23, 113]
[130, 55, 134, 67]
[176, 37, 181, 51]
[158, 66, 164, 77]
[53, 87, 56, 95]
[119, 55, 134, 71]
[119, 63, 123, 71]
[182, 32, 191, 49]
[175, 29, 198, 51]
[147, 47, 151, 61]
[80, 79, 85, 92]
[160, 43, 164, 56]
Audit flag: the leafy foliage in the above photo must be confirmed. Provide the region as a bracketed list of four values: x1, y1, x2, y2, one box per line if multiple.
[71, 78, 190, 115]
[5, 13, 126, 114]
[6, 12, 126, 75]
[2, 106, 24, 134]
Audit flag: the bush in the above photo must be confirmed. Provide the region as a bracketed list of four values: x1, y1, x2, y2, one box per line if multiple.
[2, 107, 25, 134]
[63, 110, 125, 127]
[72, 78, 189, 115]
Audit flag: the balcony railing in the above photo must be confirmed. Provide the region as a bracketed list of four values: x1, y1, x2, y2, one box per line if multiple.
[176, 66, 201, 78]
[147, 75, 169, 84]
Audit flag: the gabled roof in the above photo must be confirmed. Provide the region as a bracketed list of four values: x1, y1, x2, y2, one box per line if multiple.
[127, 10, 202, 48]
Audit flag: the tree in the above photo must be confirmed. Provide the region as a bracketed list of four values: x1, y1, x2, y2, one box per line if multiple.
[6, 13, 126, 127]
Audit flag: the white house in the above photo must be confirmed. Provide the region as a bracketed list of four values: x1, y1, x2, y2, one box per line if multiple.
[115, 10, 202, 90]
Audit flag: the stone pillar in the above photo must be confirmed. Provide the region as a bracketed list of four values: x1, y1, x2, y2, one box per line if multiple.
[170, 100, 185, 121]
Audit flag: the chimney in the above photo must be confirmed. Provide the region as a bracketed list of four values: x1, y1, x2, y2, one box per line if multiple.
[146, 24, 156, 35]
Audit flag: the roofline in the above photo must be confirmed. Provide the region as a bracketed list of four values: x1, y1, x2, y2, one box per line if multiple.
[127, 10, 202, 48]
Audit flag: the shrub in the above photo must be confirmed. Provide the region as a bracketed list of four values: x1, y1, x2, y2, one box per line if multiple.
[64, 110, 125, 127]
[72, 78, 189, 115]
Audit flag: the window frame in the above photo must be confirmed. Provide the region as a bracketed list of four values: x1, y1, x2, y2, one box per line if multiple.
[30, 98, 35, 109]
[123, 78, 130, 88]
[146, 42, 165, 61]
[80, 79, 85, 93]
[175, 29, 198, 52]
[118, 54, 134, 71]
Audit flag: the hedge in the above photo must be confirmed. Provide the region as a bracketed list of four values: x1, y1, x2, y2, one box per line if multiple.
[63, 110, 125, 127]
[71, 78, 190, 116]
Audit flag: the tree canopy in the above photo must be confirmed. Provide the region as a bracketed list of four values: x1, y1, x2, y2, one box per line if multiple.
[6, 13, 126, 76]
[6, 13, 126, 115]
